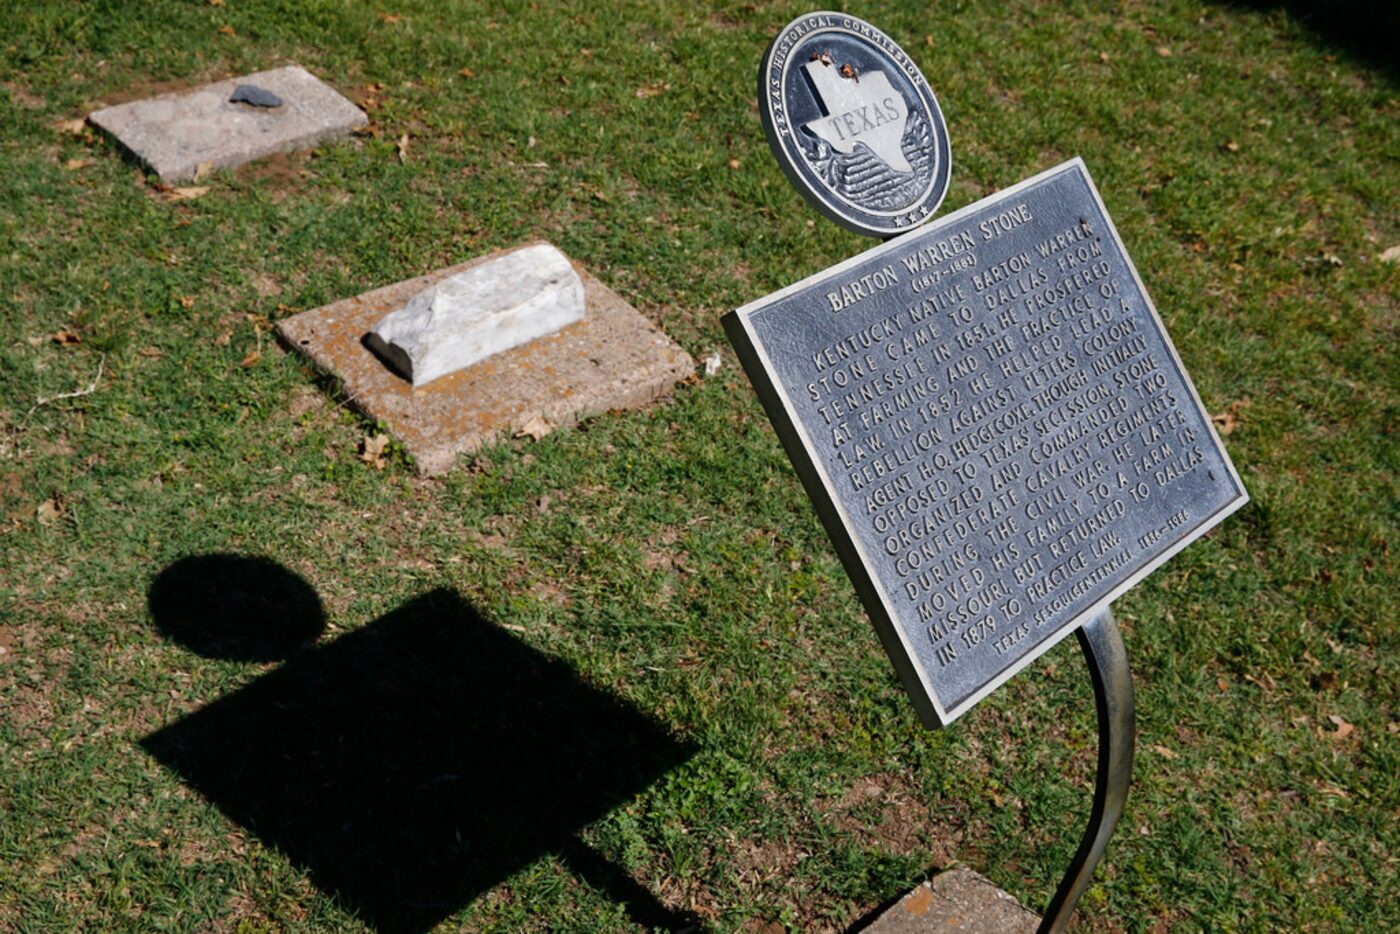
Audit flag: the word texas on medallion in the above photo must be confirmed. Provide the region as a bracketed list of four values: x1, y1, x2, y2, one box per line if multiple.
[760, 12, 952, 238]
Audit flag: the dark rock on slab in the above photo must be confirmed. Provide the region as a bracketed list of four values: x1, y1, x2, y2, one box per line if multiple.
[230, 84, 283, 108]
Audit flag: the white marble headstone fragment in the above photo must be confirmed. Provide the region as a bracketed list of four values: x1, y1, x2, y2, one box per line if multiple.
[365, 243, 585, 388]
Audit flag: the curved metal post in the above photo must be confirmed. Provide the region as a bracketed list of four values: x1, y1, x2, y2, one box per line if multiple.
[1037, 608, 1135, 934]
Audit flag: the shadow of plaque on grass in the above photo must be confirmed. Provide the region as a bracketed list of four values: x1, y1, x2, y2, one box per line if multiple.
[276, 243, 694, 476]
[142, 563, 698, 933]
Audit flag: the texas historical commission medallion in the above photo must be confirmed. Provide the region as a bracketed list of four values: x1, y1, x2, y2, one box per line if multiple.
[760, 12, 952, 239]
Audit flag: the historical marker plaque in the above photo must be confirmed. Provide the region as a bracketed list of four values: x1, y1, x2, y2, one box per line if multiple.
[725, 159, 1247, 727]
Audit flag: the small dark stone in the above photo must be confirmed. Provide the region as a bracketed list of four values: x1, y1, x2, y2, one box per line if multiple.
[230, 84, 283, 108]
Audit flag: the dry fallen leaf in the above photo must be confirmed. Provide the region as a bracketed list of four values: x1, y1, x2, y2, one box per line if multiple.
[56, 117, 87, 135]
[218, 23, 237, 37]
[1211, 398, 1251, 435]
[1327, 714, 1354, 740]
[635, 82, 669, 99]
[378, 11, 402, 23]
[727, 158, 740, 169]
[516, 415, 552, 441]
[360, 433, 390, 469]
[52, 328, 82, 346]
[177, 295, 195, 310]
[1224, 141, 1240, 153]
[165, 186, 210, 202]
[1379, 244, 1400, 264]
[1152, 744, 1178, 760]
[240, 349, 260, 368]
[458, 67, 476, 78]
[1245, 670, 1278, 692]
[1098, 51, 1110, 63]
[1315, 781, 1349, 799]
[37, 498, 62, 526]
[65, 157, 93, 170]
[396, 133, 410, 164]
[1156, 46, 1172, 57]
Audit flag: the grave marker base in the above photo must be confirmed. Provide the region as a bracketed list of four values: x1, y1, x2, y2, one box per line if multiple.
[277, 244, 694, 475]
[88, 65, 366, 182]
[864, 868, 1039, 933]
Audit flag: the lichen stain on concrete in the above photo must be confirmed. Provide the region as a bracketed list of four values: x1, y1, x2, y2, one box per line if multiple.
[901, 883, 933, 916]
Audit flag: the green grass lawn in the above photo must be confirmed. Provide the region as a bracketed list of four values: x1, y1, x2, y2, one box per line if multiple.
[1, 0, 1396, 930]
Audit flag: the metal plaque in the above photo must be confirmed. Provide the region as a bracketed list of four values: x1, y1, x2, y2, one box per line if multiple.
[724, 160, 1247, 727]
[759, 11, 952, 239]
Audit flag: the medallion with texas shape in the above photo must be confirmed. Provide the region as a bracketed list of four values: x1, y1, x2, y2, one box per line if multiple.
[801, 54, 912, 173]
[758, 12, 951, 238]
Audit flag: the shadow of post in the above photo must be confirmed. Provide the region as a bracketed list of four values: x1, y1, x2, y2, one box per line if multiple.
[142, 566, 698, 933]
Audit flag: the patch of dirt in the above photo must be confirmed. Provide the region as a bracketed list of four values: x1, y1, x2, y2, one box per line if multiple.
[232, 148, 316, 196]
[38, 432, 77, 458]
[529, 579, 571, 607]
[643, 528, 689, 576]
[9, 684, 56, 733]
[250, 272, 283, 298]
[208, 890, 272, 934]
[59, 823, 106, 859]
[724, 835, 848, 932]
[1, 470, 33, 530]
[468, 530, 511, 551]
[823, 772, 962, 861]
[706, 12, 744, 31]
[285, 384, 328, 422]
[652, 859, 724, 924]
[176, 833, 217, 867]
[730, 835, 806, 888]
[3, 82, 45, 109]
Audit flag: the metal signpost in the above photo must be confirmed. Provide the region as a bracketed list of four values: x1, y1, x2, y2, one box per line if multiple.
[727, 13, 1248, 931]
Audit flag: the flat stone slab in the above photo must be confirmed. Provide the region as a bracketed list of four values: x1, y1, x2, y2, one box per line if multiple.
[863, 869, 1039, 933]
[277, 244, 694, 475]
[88, 65, 366, 181]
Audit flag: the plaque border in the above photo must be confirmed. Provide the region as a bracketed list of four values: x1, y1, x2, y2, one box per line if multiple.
[724, 158, 1248, 727]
